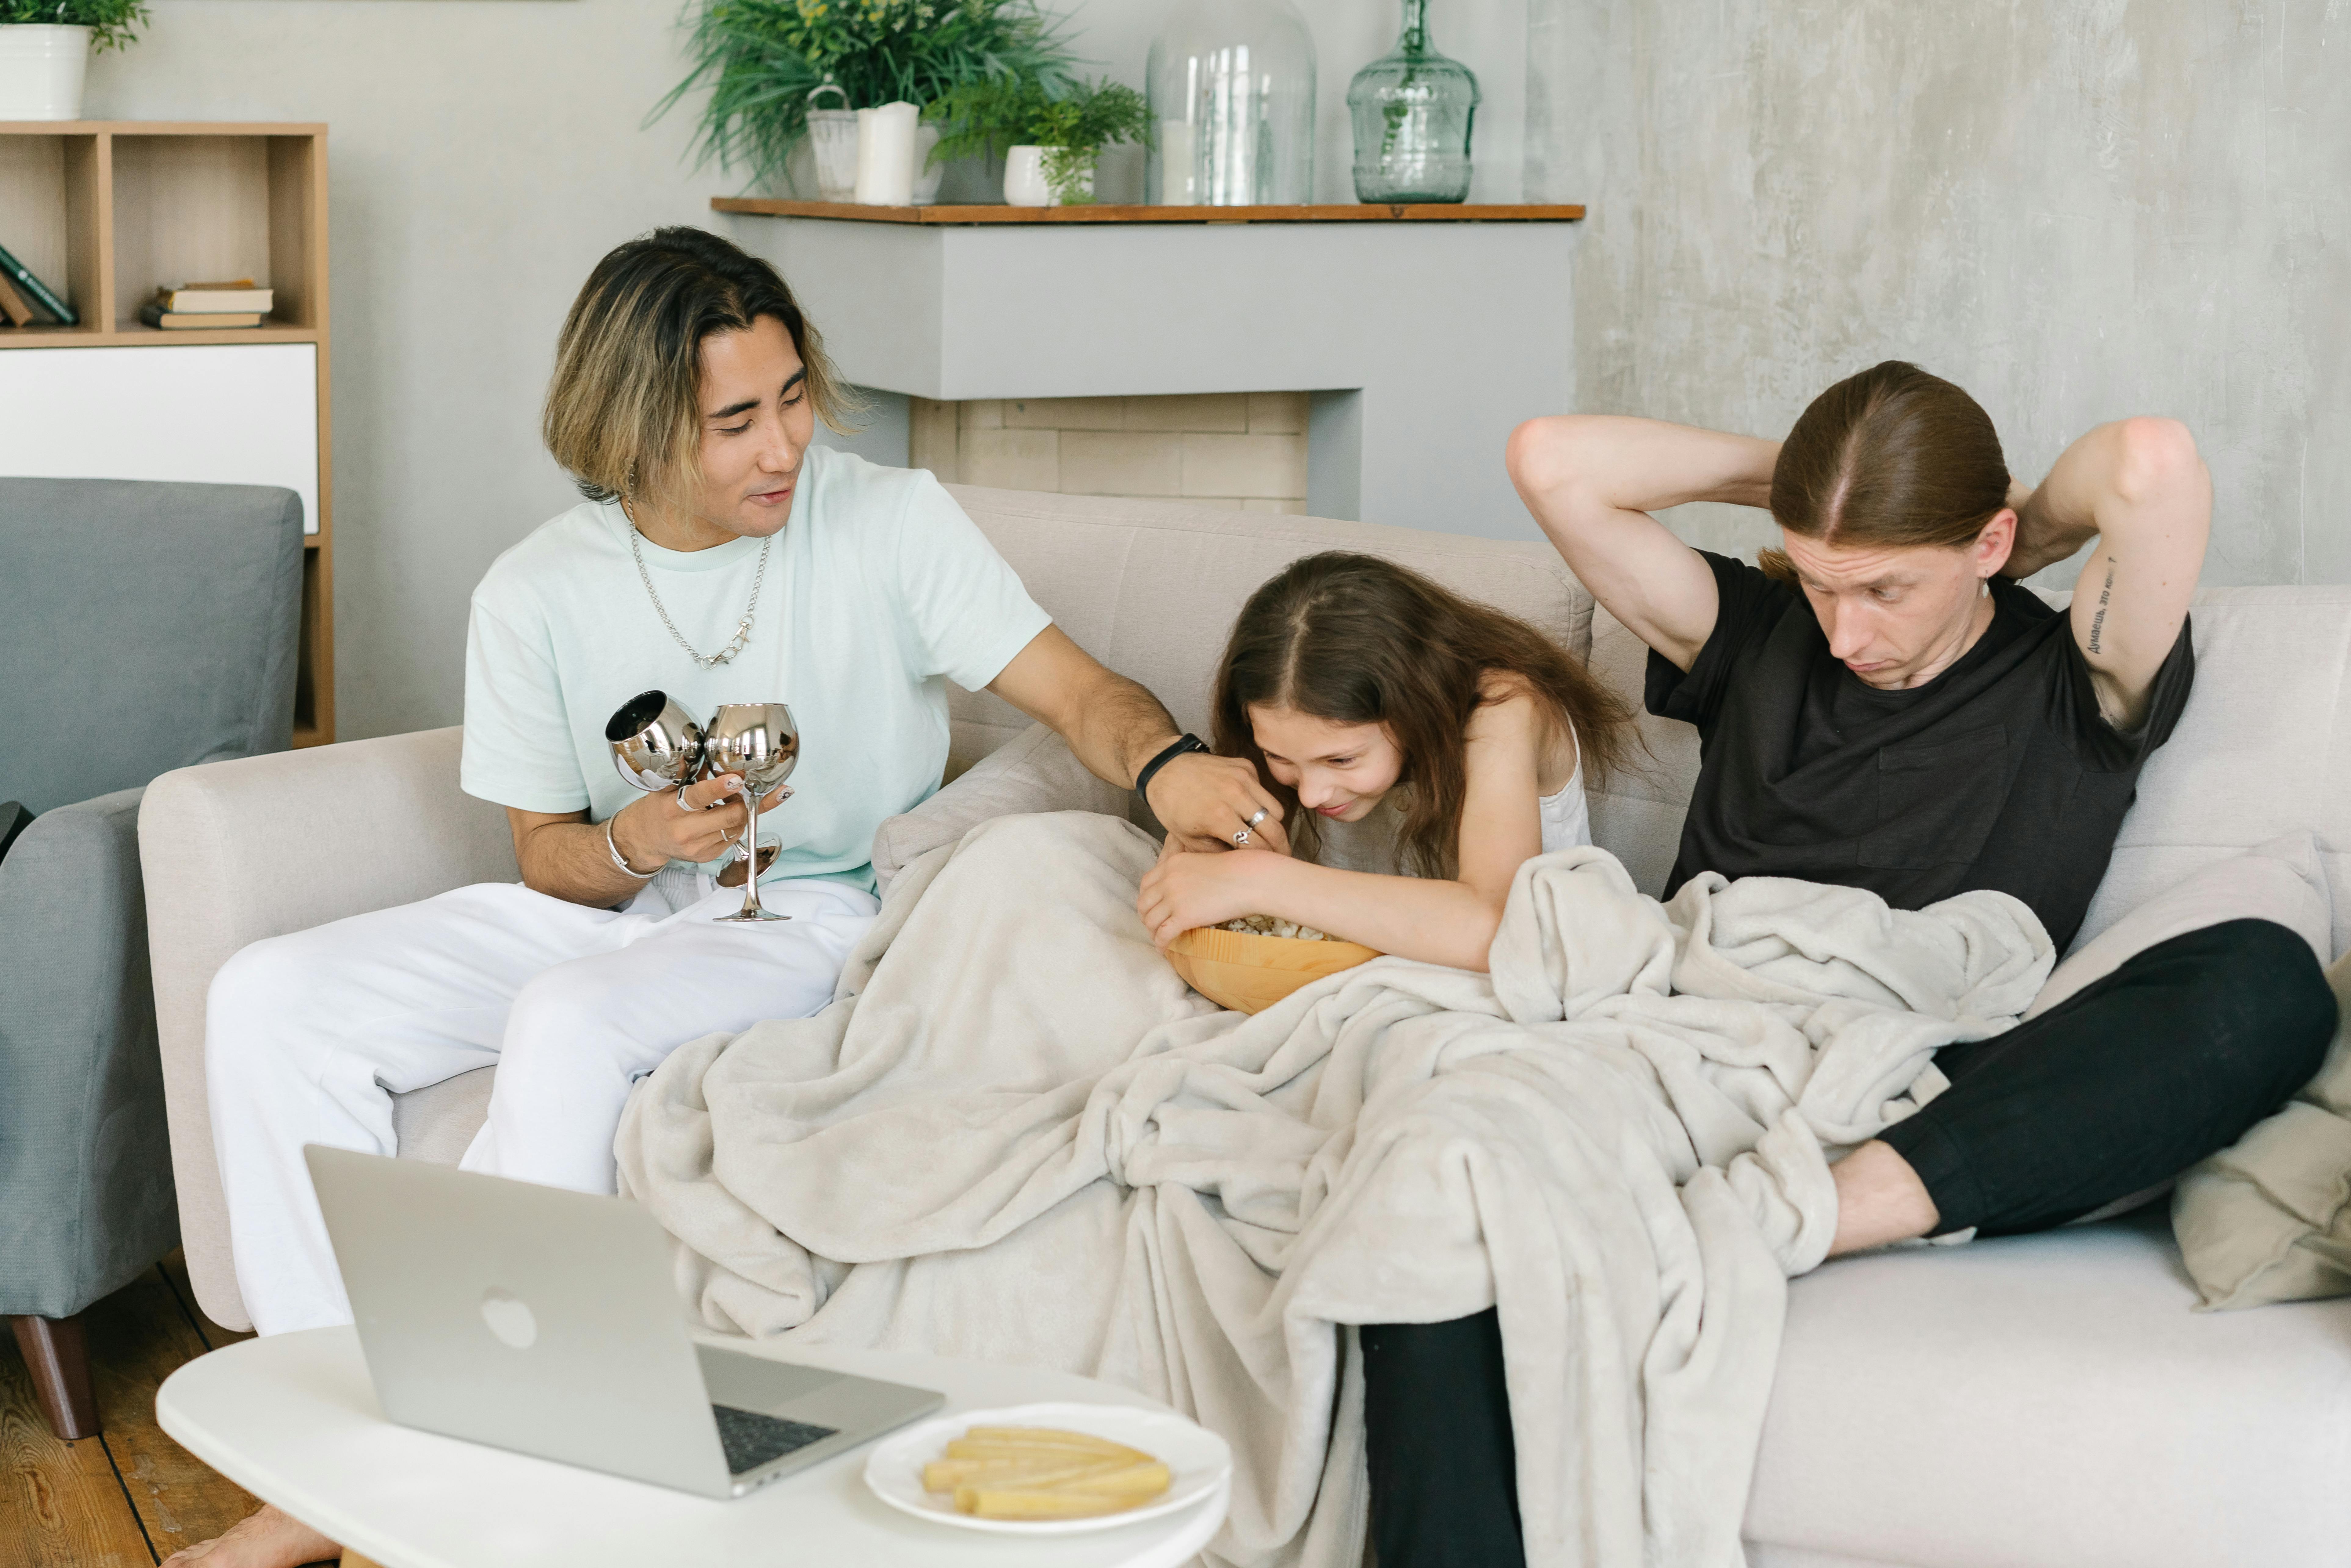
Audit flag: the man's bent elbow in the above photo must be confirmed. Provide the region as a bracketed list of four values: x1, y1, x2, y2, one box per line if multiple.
[2109, 417, 2203, 506]
[1506, 415, 1590, 499]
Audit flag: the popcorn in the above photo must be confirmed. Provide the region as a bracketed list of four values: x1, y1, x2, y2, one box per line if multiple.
[1217, 915, 1332, 942]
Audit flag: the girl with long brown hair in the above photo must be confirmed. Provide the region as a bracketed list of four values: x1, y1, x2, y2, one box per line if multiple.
[1134, 551, 1636, 971]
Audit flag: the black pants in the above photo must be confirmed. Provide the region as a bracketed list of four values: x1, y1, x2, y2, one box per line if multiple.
[1357, 918, 2337, 1568]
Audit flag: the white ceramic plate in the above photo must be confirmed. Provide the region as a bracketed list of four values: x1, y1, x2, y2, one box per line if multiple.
[863, 1400, 1232, 1536]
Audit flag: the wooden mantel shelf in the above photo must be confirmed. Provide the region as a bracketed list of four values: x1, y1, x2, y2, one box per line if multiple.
[713, 198, 1583, 226]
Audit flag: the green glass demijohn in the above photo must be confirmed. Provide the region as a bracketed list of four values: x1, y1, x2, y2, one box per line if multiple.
[1346, 0, 1480, 204]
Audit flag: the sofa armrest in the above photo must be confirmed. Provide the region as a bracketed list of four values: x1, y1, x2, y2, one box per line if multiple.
[0, 786, 180, 1318]
[140, 726, 516, 1330]
[872, 722, 1130, 891]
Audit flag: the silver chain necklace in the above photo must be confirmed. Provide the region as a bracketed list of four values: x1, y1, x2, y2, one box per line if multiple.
[623, 502, 770, 668]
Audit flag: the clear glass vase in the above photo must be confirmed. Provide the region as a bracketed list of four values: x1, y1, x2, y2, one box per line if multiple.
[1346, 0, 1479, 204]
[1146, 0, 1318, 207]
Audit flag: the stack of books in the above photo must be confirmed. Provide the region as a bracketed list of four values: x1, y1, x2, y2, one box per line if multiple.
[0, 241, 75, 327]
[141, 280, 274, 330]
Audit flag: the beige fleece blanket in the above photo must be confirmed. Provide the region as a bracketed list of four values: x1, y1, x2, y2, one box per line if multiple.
[615, 812, 2052, 1567]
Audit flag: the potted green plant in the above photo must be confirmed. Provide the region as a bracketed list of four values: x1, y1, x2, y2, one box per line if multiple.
[0, 0, 146, 121]
[924, 75, 1150, 206]
[658, 0, 1082, 201]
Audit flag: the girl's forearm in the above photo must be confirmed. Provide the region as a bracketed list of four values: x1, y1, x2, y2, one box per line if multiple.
[1249, 855, 1505, 972]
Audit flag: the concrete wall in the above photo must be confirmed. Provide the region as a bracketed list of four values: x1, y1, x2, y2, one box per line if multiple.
[86, 0, 713, 741]
[1525, 0, 2351, 586]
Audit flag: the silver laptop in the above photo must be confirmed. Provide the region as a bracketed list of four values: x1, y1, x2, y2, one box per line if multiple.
[305, 1145, 943, 1499]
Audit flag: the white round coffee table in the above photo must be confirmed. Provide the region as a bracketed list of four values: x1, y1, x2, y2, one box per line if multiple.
[157, 1327, 1230, 1568]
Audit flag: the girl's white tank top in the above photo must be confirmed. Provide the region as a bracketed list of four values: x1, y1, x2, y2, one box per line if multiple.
[1536, 753, 1592, 854]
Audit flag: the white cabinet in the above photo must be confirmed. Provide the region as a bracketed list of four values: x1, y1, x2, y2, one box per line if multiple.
[0, 342, 321, 533]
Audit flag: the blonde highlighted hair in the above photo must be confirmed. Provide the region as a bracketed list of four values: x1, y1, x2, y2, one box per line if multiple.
[543, 226, 860, 508]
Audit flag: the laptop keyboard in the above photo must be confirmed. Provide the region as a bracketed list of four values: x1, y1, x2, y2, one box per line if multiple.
[712, 1403, 839, 1476]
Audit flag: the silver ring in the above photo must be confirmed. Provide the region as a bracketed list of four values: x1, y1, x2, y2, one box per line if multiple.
[677, 784, 701, 812]
[1234, 827, 1252, 846]
[1246, 808, 1268, 827]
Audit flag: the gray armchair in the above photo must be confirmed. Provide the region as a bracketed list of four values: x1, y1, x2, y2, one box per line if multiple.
[0, 477, 302, 1438]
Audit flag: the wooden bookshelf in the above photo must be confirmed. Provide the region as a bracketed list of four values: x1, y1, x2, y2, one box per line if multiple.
[0, 122, 333, 744]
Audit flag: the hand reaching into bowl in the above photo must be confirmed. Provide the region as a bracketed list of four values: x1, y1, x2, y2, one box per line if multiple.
[1137, 844, 1285, 949]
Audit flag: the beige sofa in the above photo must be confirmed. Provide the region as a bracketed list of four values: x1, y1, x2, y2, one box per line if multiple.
[143, 487, 2351, 1568]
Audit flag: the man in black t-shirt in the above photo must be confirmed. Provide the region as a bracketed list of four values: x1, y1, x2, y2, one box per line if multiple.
[1353, 362, 2338, 1568]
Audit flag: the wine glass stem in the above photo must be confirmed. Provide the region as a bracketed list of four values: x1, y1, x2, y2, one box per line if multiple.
[737, 789, 765, 917]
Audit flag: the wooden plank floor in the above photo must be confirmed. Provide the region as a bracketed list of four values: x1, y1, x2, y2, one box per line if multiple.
[0, 1250, 300, 1568]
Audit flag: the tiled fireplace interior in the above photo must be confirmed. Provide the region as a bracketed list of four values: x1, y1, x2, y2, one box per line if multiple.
[910, 392, 1310, 514]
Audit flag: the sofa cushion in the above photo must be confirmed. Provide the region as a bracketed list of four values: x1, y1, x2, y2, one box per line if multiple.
[390, 1066, 496, 1167]
[1585, 603, 1701, 895]
[2027, 832, 2332, 1020]
[2076, 586, 2351, 955]
[872, 723, 1127, 891]
[940, 487, 1594, 774]
[1747, 1210, 2351, 1568]
[2171, 947, 2351, 1311]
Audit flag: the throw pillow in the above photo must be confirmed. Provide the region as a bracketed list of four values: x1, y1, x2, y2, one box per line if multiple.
[2172, 946, 2351, 1310]
[870, 722, 1128, 890]
[2026, 833, 2332, 1020]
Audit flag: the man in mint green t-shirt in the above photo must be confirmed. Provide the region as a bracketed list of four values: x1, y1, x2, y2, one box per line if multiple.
[199, 228, 1281, 1385]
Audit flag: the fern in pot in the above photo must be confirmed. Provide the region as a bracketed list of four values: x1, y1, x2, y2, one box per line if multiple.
[659, 0, 1083, 201]
[0, 0, 146, 121]
[925, 76, 1151, 206]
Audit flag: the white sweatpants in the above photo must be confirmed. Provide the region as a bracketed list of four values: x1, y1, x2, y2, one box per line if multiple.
[205, 871, 878, 1336]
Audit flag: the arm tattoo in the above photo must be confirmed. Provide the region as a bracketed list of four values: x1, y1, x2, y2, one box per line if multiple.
[2087, 560, 2116, 656]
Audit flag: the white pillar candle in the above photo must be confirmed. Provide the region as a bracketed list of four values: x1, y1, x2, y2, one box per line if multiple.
[853, 101, 919, 206]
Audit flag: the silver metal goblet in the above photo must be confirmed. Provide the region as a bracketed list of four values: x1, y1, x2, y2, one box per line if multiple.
[702, 702, 800, 923]
[606, 690, 706, 795]
[604, 691, 706, 887]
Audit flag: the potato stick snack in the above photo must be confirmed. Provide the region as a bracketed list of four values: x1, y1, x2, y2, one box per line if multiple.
[923, 1423, 1175, 1519]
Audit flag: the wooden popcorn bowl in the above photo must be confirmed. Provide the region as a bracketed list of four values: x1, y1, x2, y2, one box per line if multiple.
[1164, 926, 1381, 1015]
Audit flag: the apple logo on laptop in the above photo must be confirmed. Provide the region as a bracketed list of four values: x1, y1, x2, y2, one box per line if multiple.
[479, 1286, 537, 1350]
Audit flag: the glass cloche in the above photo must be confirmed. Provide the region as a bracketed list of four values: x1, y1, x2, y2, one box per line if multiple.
[1346, 0, 1480, 203]
[1146, 0, 1318, 206]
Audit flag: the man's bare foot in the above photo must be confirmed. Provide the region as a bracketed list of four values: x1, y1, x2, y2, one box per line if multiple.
[159, 1503, 340, 1568]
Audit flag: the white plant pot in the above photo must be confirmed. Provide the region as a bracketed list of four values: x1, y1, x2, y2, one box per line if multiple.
[1003, 145, 1094, 208]
[0, 25, 90, 122]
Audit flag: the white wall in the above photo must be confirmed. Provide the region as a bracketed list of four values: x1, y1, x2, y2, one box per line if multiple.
[87, 0, 715, 740]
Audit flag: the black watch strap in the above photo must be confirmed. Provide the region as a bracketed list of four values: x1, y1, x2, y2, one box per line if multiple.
[1134, 733, 1208, 804]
